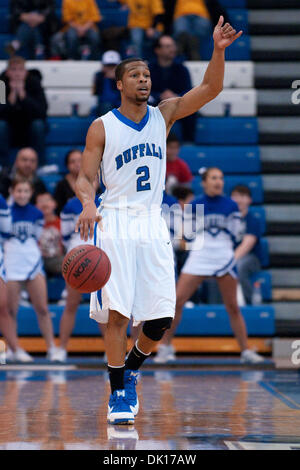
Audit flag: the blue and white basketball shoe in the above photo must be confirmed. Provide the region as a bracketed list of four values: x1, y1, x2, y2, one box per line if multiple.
[124, 370, 139, 416]
[107, 390, 135, 425]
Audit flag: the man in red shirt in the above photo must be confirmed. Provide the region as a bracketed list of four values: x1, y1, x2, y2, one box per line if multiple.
[166, 133, 193, 193]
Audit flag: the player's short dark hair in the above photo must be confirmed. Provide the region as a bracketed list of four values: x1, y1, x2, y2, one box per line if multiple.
[64, 148, 82, 167]
[231, 185, 251, 197]
[167, 132, 180, 145]
[115, 57, 147, 82]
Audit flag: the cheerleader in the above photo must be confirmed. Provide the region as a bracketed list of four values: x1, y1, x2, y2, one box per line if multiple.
[4, 178, 60, 361]
[0, 194, 27, 362]
[155, 167, 264, 364]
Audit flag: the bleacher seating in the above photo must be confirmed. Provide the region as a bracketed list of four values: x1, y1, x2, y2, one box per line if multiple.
[180, 145, 261, 174]
[16, 303, 275, 336]
[195, 117, 258, 144]
[46, 117, 93, 145]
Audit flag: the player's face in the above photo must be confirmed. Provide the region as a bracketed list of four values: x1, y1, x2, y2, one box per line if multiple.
[203, 169, 224, 196]
[12, 183, 32, 206]
[118, 63, 151, 103]
[231, 191, 252, 212]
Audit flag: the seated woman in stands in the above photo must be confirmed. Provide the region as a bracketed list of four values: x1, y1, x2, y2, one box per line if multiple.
[154, 167, 264, 364]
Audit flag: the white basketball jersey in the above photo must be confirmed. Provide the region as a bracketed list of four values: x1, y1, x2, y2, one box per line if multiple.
[99, 105, 166, 211]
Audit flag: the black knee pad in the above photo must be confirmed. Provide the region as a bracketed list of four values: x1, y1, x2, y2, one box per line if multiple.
[142, 317, 173, 341]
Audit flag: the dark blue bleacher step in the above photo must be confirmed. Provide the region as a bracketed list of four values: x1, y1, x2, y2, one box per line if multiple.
[219, 0, 246, 8]
[46, 117, 93, 145]
[16, 304, 275, 336]
[200, 34, 250, 61]
[195, 117, 258, 145]
[191, 174, 263, 203]
[180, 145, 261, 175]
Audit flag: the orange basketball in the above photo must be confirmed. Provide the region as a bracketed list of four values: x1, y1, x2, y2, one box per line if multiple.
[62, 245, 111, 293]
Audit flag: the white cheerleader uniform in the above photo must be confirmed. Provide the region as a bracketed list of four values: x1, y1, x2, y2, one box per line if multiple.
[90, 105, 176, 325]
[4, 202, 44, 281]
[182, 194, 243, 279]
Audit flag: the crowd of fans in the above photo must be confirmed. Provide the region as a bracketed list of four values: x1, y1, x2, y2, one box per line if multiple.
[7, 0, 229, 61]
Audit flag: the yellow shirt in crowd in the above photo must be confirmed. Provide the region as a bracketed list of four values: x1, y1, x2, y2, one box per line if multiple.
[63, 0, 102, 26]
[174, 0, 210, 20]
[121, 0, 164, 30]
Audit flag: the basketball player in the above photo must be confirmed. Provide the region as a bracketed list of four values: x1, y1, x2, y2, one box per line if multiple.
[75, 17, 243, 425]
[155, 167, 264, 364]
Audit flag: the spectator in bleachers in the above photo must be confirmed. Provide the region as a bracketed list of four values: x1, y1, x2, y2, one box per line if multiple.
[9, 0, 58, 59]
[173, 0, 212, 60]
[166, 133, 193, 194]
[60, 0, 102, 60]
[54, 149, 82, 215]
[121, 0, 165, 57]
[92, 50, 121, 117]
[149, 35, 197, 142]
[35, 192, 65, 276]
[231, 185, 262, 305]
[3, 178, 61, 362]
[0, 147, 47, 202]
[0, 56, 47, 167]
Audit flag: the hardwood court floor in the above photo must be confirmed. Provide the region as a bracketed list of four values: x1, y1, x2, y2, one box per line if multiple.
[0, 367, 300, 450]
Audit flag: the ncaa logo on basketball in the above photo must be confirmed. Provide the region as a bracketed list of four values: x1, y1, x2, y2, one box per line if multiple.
[0, 80, 5, 104]
[73, 257, 92, 278]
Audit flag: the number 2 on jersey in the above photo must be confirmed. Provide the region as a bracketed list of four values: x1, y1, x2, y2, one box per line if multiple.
[136, 166, 151, 192]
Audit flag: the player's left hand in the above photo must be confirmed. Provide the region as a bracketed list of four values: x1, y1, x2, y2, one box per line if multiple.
[213, 16, 243, 50]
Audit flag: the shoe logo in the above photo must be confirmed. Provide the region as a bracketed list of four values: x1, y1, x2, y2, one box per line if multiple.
[116, 390, 125, 397]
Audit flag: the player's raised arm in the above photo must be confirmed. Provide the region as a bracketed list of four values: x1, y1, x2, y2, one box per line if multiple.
[159, 16, 243, 129]
[75, 119, 104, 241]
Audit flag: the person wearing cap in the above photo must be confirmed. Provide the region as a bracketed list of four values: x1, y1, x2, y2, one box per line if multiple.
[92, 50, 121, 117]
